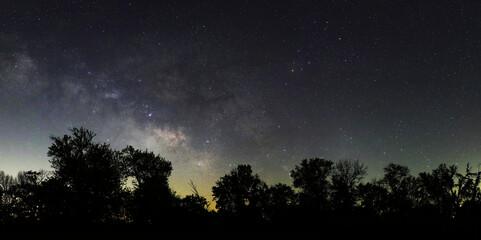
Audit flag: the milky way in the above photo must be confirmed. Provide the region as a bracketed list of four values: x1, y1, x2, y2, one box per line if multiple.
[2, 1, 481, 197]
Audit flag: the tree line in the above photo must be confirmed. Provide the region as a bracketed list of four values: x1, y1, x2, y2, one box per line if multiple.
[1, 127, 481, 231]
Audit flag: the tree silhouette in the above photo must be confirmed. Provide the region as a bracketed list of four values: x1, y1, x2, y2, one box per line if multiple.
[47, 127, 125, 223]
[456, 164, 481, 220]
[178, 180, 212, 229]
[290, 158, 334, 211]
[9, 171, 44, 223]
[181, 180, 210, 213]
[417, 164, 457, 218]
[0, 171, 16, 223]
[212, 165, 267, 215]
[266, 183, 296, 212]
[264, 183, 297, 224]
[380, 163, 416, 218]
[357, 180, 388, 217]
[331, 159, 367, 213]
[0, 171, 16, 193]
[5, 126, 481, 231]
[120, 145, 175, 224]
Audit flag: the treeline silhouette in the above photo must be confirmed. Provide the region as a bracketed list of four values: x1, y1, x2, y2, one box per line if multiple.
[1, 127, 481, 232]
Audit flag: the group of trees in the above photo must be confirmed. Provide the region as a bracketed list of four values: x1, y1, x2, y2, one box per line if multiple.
[0, 128, 209, 227]
[2, 127, 481, 230]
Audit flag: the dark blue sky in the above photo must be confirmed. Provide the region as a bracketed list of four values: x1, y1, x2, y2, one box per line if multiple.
[1, 0, 481, 197]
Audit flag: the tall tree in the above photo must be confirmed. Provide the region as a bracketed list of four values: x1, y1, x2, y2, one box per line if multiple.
[290, 158, 334, 210]
[381, 163, 416, 216]
[417, 164, 458, 217]
[47, 127, 125, 223]
[121, 145, 174, 223]
[331, 159, 367, 212]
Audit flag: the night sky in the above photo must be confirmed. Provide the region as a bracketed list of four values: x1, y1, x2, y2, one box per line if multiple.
[2, 1, 481, 198]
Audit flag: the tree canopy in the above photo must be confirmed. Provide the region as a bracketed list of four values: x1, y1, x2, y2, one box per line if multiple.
[2, 127, 481, 232]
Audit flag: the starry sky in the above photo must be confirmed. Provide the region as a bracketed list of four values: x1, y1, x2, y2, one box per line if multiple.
[2, 1, 481, 198]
